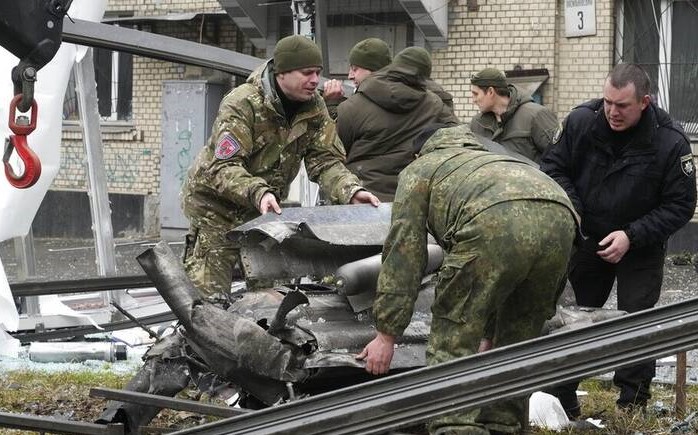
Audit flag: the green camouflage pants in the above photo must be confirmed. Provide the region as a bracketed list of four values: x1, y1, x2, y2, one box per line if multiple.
[427, 200, 575, 435]
[182, 227, 238, 296]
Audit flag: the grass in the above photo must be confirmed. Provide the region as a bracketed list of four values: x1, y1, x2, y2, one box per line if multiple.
[530, 379, 698, 434]
[0, 368, 224, 434]
[1, 370, 698, 434]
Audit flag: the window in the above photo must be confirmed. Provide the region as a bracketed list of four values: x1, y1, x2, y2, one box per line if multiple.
[63, 45, 133, 121]
[94, 47, 133, 121]
[617, 0, 698, 135]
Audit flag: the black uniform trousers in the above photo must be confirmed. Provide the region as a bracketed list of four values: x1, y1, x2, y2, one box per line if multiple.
[546, 239, 665, 413]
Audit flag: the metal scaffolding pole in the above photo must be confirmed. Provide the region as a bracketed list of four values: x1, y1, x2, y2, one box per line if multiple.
[74, 48, 122, 307]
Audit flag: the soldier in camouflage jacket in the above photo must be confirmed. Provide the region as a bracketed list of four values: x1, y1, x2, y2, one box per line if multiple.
[181, 35, 379, 295]
[358, 124, 578, 434]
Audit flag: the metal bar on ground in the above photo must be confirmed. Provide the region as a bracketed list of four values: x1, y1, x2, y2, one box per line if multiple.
[11, 311, 176, 342]
[170, 298, 698, 435]
[10, 275, 153, 298]
[111, 302, 159, 339]
[676, 351, 687, 417]
[0, 411, 124, 435]
[62, 18, 261, 76]
[90, 388, 250, 418]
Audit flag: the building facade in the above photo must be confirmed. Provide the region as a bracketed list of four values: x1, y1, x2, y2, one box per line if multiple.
[40, 0, 696, 238]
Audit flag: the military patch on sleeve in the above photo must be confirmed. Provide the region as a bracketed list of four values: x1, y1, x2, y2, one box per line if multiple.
[552, 121, 564, 144]
[214, 133, 241, 160]
[681, 154, 695, 177]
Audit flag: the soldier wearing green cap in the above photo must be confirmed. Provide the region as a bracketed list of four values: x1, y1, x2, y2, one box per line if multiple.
[322, 38, 393, 118]
[470, 67, 558, 163]
[335, 46, 458, 201]
[181, 34, 380, 295]
[358, 124, 578, 435]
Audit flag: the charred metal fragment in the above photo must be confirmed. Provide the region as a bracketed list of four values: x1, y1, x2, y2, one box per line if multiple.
[228, 204, 391, 283]
[91, 387, 249, 418]
[542, 305, 627, 334]
[136, 242, 307, 404]
[267, 290, 309, 335]
[96, 337, 191, 434]
[336, 243, 444, 312]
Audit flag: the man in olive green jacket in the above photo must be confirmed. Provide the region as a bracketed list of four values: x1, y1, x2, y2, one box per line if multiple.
[322, 37, 393, 119]
[358, 124, 577, 434]
[470, 67, 557, 163]
[181, 35, 379, 295]
[336, 47, 458, 201]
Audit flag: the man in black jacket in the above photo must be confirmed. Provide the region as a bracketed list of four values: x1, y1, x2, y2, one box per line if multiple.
[540, 63, 697, 417]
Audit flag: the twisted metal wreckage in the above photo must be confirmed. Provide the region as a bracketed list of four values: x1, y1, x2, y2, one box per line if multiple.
[96, 204, 434, 431]
[96, 203, 630, 434]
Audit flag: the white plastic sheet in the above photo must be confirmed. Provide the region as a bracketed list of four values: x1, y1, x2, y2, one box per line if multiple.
[0, 0, 107, 332]
[0, 0, 107, 241]
[0, 259, 18, 331]
[0, 329, 21, 358]
[528, 391, 570, 430]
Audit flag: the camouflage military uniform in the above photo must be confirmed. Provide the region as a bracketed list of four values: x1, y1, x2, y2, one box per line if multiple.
[373, 125, 578, 434]
[181, 60, 363, 295]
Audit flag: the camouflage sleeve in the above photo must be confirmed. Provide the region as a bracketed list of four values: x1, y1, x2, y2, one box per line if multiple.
[531, 106, 559, 153]
[206, 88, 273, 210]
[373, 165, 431, 337]
[305, 111, 364, 204]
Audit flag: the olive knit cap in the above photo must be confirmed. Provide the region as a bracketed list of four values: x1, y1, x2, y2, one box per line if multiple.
[273, 35, 323, 73]
[471, 67, 508, 89]
[348, 38, 392, 72]
[392, 46, 432, 78]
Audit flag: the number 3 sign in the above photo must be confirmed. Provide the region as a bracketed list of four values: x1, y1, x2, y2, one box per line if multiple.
[565, 0, 597, 37]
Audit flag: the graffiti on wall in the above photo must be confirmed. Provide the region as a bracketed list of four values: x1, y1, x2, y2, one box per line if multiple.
[59, 145, 145, 190]
[174, 119, 194, 186]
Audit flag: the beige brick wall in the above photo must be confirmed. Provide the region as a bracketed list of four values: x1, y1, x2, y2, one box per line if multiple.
[431, 0, 616, 123]
[553, 0, 615, 115]
[106, 0, 221, 15]
[432, 0, 557, 122]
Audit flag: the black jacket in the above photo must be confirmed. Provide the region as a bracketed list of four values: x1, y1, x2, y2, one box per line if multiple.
[540, 99, 696, 249]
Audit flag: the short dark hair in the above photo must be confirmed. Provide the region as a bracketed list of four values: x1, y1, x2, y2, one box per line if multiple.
[492, 86, 510, 97]
[607, 63, 651, 100]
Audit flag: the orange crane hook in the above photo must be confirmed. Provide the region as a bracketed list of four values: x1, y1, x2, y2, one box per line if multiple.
[3, 94, 41, 189]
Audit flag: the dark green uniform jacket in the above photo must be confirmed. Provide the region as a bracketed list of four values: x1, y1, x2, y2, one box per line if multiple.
[336, 68, 458, 201]
[373, 125, 578, 336]
[470, 85, 557, 163]
[426, 78, 454, 109]
[181, 59, 363, 233]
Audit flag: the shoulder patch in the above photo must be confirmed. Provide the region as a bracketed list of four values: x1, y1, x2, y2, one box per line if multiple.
[552, 121, 564, 144]
[681, 154, 695, 177]
[214, 133, 241, 160]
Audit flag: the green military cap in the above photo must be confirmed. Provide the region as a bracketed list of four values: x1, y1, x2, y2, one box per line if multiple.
[348, 38, 392, 72]
[471, 67, 507, 89]
[392, 46, 432, 78]
[273, 35, 323, 73]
